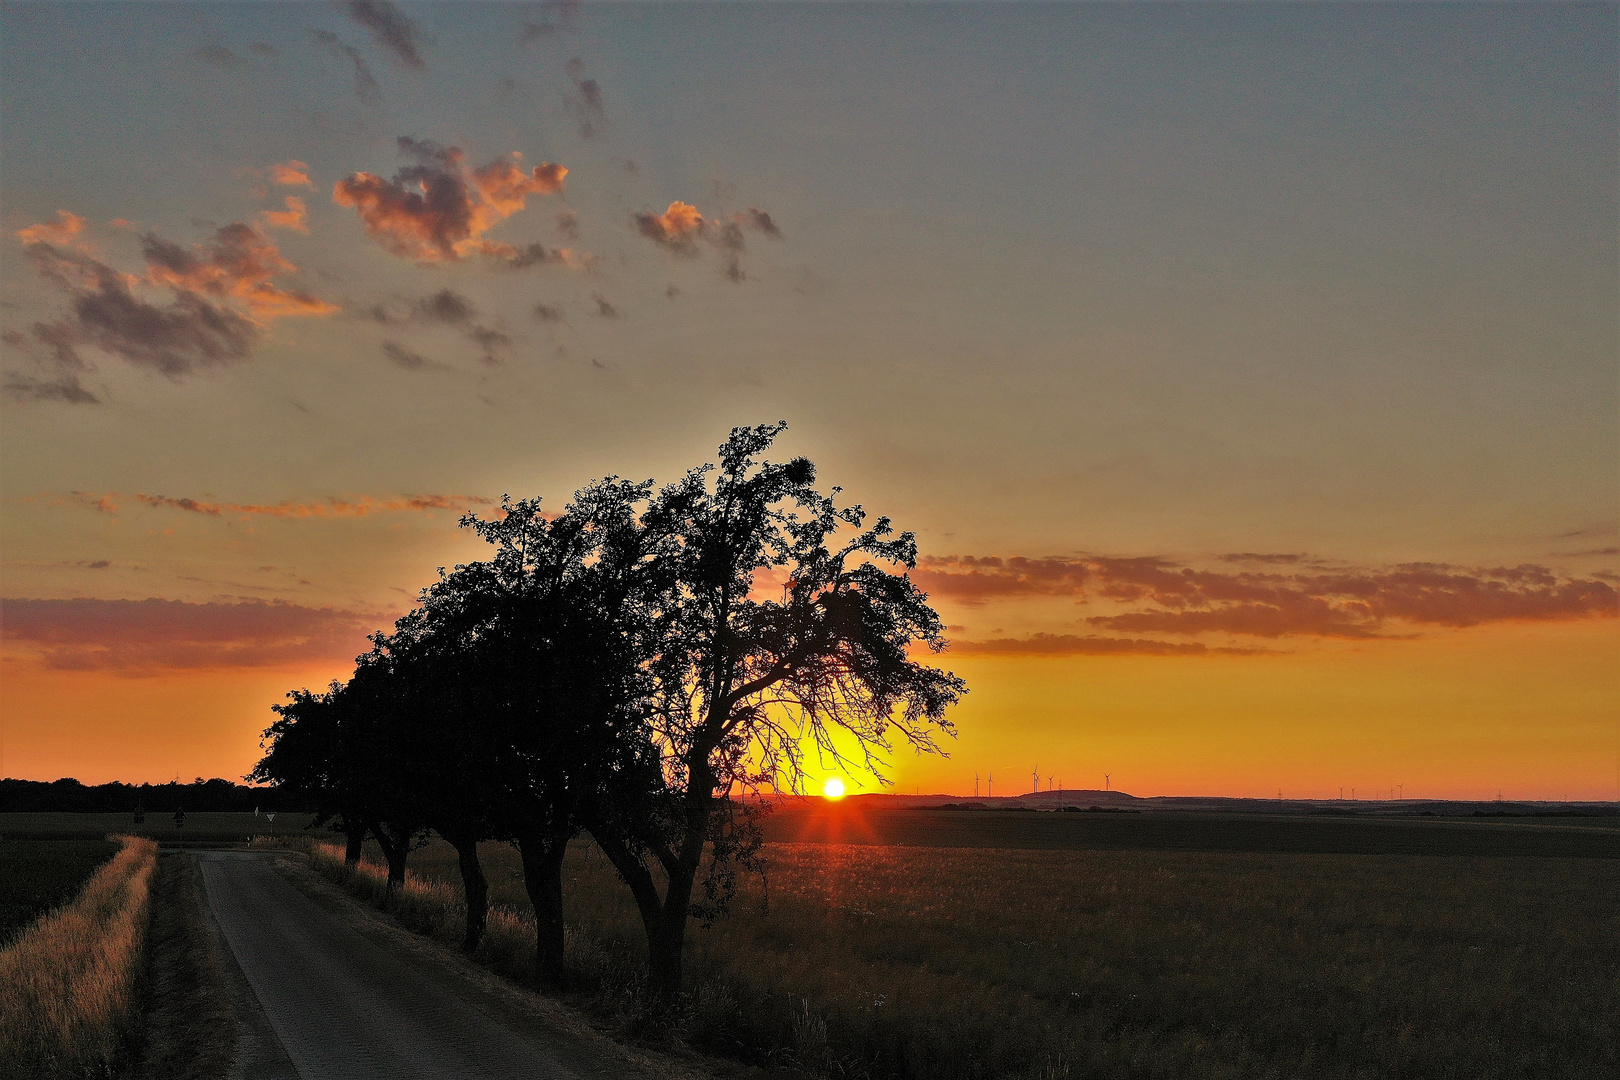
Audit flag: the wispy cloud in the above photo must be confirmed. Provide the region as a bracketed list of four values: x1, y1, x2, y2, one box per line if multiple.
[381, 340, 437, 371]
[16, 210, 87, 246]
[916, 554, 1618, 638]
[259, 195, 310, 233]
[344, 1, 426, 69]
[139, 223, 336, 320]
[12, 214, 335, 390]
[310, 28, 378, 103]
[367, 289, 513, 364]
[631, 200, 781, 280]
[271, 160, 315, 188]
[948, 634, 1269, 658]
[1, 597, 383, 675]
[193, 44, 246, 70]
[333, 138, 566, 262]
[129, 492, 495, 519]
[564, 57, 603, 138]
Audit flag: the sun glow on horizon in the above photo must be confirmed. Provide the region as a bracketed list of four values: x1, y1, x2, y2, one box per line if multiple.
[821, 777, 847, 800]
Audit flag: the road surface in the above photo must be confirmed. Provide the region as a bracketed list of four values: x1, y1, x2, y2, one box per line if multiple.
[196, 851, 649, 1080]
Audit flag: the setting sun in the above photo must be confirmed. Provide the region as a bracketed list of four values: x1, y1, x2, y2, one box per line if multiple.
[821, 777, 846, 801]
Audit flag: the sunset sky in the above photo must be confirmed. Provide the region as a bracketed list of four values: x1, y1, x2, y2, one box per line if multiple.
[2, 2, 1615, 800]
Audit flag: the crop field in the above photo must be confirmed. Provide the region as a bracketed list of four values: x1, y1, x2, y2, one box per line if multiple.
[316, 808, 1617, 1080]
[0, 838, 120, 946]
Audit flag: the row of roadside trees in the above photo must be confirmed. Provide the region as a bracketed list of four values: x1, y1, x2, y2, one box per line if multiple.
[252, 424, 965, 1000]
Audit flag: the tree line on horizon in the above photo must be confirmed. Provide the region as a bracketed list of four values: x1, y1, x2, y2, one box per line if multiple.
[0, 776, 308, 815]
[252, 424, 965, 999]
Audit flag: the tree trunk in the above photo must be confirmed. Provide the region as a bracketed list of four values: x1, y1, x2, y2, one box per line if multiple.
[343, 820, 365, 867]
[370, 823, 409, 893]
[645, 887, 691, 1002]
[450, 835, 489, 952]
[590, 790, 710, 1004]
[592, 829, 675, 996]
[518, 833, 570, 987]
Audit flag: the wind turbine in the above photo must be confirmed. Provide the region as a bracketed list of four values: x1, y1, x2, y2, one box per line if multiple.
[974, 772, 980, 798]
[1032, 766, 1038, 794]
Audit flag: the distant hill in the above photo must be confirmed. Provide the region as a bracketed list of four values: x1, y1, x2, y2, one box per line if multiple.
[765, 789, 1618, 817]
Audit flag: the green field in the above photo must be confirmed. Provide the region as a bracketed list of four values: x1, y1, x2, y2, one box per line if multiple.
[0, 837, 120, 946]
[306, 807, 1618, 1080]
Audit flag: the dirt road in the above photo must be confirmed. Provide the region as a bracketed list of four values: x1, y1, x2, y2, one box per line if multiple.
[196, 852, 665, 1080]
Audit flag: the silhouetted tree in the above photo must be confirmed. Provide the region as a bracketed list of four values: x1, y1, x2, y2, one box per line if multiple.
[433, 482, 668, 983]
[255, 672, 428, 887]
[255, 684, 359, 863]
[589, 423, 966, 1000]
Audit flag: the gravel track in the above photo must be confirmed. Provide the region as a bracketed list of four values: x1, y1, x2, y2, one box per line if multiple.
[197, 852, 629, 1080]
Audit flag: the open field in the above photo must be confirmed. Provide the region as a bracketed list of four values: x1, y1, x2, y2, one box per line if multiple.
[764, 804, 1620, 858]
[0, 838, 120, 945]
[298, 809, 1618, 1080]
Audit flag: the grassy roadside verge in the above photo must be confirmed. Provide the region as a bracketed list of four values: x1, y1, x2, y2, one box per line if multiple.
[0, 835, 157, 1079]
[129, 852, 235, 1080]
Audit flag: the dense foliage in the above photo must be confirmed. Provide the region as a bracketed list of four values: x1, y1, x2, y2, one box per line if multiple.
[0, 778, 304, 815]
[252, 424, 965, 996]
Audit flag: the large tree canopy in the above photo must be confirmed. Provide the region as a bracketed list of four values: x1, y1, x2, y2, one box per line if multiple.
[254, 423, 964, 999]
[592, 422, 966, 997]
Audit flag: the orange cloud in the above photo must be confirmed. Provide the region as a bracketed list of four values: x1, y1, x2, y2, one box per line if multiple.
[16, 210, 87, 246]
[631, 201, 782, 280]
[917, 554, 1618, 638]
[259, 196, 310, 233]
[333, 138, 566, 262]
[633, 201, 705, 252]
[947, 634, 1268, 658]
[126, 492, 494, 519]
[1, 597, 381, 675]
[140, 223, 335, 320]
[270, 160, 314, 188]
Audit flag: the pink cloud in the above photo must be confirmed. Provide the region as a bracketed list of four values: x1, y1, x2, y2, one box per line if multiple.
[917, 554, 1618, 639]
[0, 597, 384, 675]
[948, 634, 1269, 658]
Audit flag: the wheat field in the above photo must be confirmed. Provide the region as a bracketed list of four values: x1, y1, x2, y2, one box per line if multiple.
[0, 835, 157, 1079]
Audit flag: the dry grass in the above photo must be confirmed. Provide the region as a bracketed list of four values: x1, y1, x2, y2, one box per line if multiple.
[301, 825, 1619, 1080]
[0, 834, 157, 1079]
[130, 852, 235, 1080]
